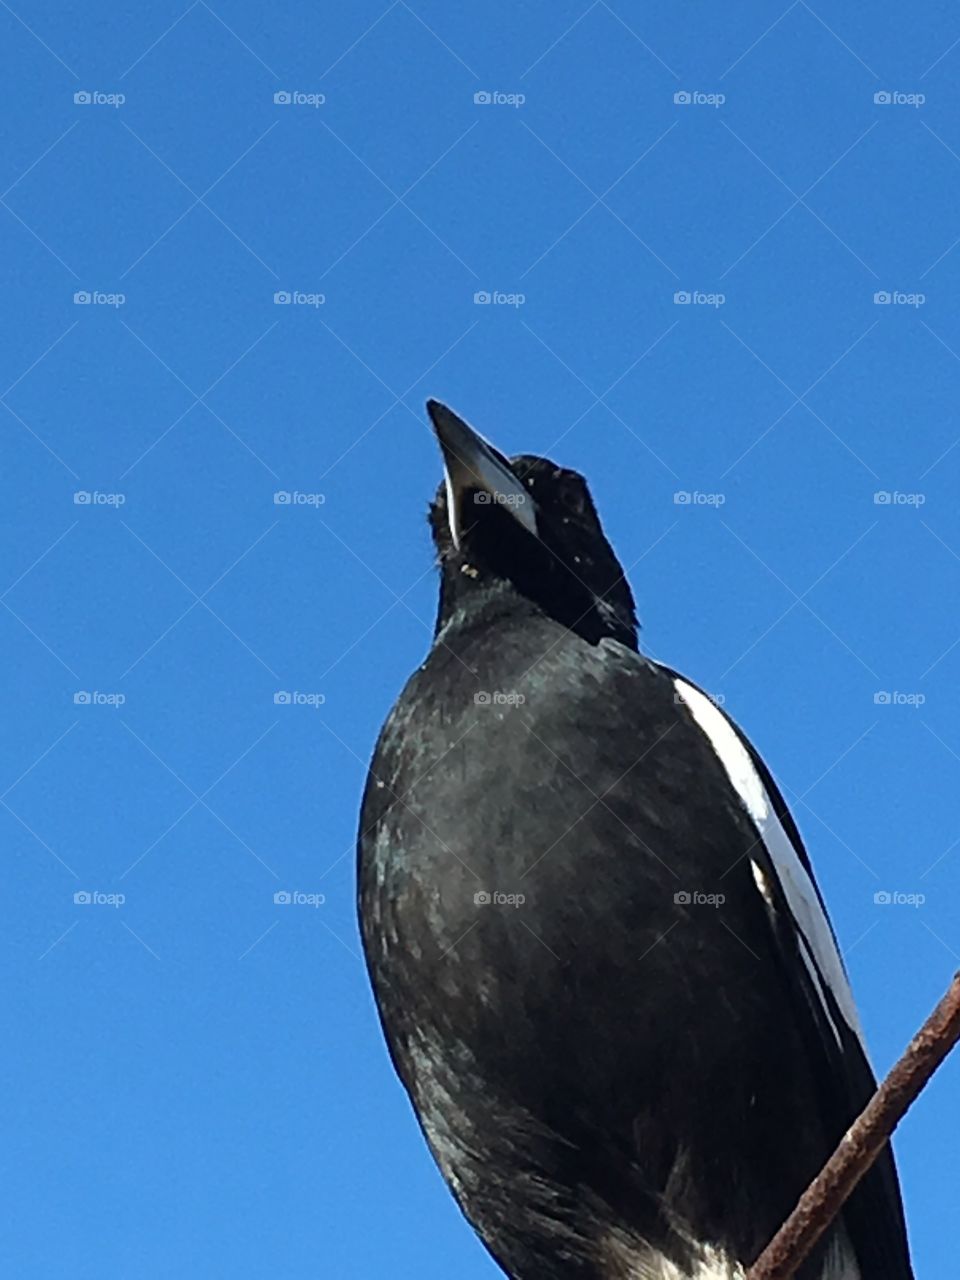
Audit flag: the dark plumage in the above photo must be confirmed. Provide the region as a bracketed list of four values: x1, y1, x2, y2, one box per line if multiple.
[357, 401, 914, 1279]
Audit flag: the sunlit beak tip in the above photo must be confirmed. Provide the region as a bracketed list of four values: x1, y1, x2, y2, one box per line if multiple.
[425, 401, 538, 548]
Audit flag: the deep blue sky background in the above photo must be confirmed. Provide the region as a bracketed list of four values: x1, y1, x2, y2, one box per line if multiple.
[2, 3, 959, 1276]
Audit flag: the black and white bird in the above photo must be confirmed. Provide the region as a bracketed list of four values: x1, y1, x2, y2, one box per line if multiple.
[357, 401, 914, 1280]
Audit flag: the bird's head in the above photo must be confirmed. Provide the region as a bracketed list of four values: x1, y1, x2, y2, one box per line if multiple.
[426, 400, 638, 649]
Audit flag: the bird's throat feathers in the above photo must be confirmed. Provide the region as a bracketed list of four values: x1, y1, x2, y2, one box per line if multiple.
[431, 522, 638, 652]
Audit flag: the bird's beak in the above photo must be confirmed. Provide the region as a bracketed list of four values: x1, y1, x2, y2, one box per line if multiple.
[427, 400, 538, 550]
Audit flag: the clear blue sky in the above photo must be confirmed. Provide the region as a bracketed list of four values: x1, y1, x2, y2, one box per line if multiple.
[2, 3, 959, 1276]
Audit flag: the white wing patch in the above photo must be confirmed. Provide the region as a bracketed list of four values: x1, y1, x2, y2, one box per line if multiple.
[603, 1228, 746, 1277]
[673, 677, 867, 1055]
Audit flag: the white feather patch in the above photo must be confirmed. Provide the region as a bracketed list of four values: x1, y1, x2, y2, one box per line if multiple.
[673, 677, 867, 1054]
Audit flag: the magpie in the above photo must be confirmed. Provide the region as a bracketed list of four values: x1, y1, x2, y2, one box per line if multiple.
[357, 400, 914, 1280]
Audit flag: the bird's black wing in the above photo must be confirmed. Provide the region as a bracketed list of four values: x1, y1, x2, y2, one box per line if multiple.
[665, 665, 913, 1279]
